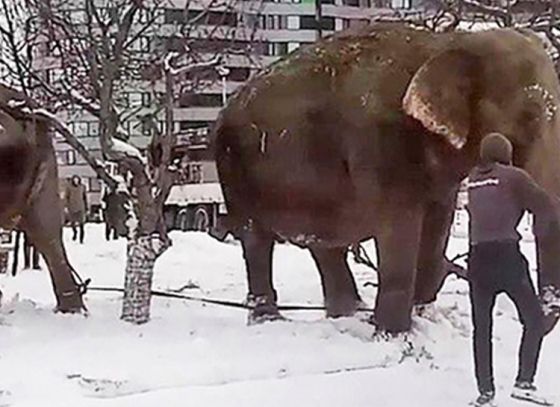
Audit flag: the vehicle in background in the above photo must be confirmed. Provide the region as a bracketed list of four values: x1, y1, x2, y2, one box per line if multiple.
[163, 127, 227, 232]
[93, 128, 227, 233]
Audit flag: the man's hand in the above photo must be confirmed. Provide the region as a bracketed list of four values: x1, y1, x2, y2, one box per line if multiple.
[541, 285, 560, 335]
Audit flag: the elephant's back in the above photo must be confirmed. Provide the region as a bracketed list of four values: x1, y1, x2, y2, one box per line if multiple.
[0, 110, 34, 226]
[213, 24, 445, 239]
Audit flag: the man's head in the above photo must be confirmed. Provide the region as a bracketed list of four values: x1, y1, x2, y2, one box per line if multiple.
[480, 132, 513, 165]
[71, 175, 81, 186]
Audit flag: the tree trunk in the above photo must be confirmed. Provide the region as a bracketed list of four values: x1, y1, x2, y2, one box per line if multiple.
[121, 235, 169, 324]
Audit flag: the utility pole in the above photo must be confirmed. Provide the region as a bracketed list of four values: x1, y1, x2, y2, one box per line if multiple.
[165, 69, 174, 140]
[217, 66, 230, 106]
[315, 0, 322, 40]
[505, 0, 513, 27]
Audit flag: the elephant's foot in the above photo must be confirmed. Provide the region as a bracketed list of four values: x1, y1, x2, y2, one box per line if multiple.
[413, 273, 445, 306]
[374, 288, 413, 333]
[325, 295, 362, 318]
[55, 289, 85, 314]
[246, 294, 284, 325]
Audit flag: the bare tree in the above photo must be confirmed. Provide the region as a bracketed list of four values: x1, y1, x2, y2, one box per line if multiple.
[0, 0, 260, 323]
[415, 1, 560, 68]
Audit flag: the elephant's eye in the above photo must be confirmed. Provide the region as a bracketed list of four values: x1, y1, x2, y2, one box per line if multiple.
[520, 108, 541, 124]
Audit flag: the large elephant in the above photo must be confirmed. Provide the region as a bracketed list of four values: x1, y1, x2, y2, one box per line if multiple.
[213, 23, 560, 333]
[0, 84, 85, 312]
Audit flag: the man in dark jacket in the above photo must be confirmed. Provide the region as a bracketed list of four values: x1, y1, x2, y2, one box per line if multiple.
[102, 189, 120, 241]
[467, 133, 558, 407]
[23, 232, 40, 270]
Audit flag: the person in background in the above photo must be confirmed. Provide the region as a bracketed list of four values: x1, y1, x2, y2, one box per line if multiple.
[467, 133, 558, 407]
[65, 175, 88, 244]
[102, 189, 119, 241]
[23, 232, 40, 270]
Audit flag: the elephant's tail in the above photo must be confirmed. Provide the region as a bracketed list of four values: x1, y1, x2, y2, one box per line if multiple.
[211, 115, 253, 236]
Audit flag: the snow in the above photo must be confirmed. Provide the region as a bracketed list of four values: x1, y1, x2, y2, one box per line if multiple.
[111, 138, 146, 163]
[166, 182, 224, 205]
[69, 90, 101, 113]
[0, 225, 558, 407]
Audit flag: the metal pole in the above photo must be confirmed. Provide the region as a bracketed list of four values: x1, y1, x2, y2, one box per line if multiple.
[165, 70, 174, 139]
[222, 75, 227, 106]
[315, 0, 323, 40]
[217, 66, 230, 106]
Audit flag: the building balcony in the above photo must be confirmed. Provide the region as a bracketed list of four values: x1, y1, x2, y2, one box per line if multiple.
[173, 106, 222, 121]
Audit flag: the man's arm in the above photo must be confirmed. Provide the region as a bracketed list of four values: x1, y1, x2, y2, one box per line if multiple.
[512, 168, 559, 237]
[82, 187, 88, 211]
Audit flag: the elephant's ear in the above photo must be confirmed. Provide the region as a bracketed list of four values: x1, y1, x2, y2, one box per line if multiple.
[403, 49, 480, 150]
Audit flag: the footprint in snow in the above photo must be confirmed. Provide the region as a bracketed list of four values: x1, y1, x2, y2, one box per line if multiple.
[67, 374, 150, 399]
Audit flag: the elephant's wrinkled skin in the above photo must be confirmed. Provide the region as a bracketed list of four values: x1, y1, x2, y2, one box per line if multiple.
[0, 84, 84, 312]
[213, 23, 560, 332]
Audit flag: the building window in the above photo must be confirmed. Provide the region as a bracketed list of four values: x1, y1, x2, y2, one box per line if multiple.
[184, 10, 238, 27]
[129, 92, 143, 107]
[68, 121, 100, 138]
[135, 9, 154, 24]
[89, 121, 100, 136]
[342, 0, 360, 6]
[133, 36, 151, 53]
[89, 177, 102, 192]
[263, 42, 288, 56]
[299, 16, 335, 30]
[259, 14, 288, 30]
[179, 93, 223, 108]
[287, 15, 299, 29]
[140, 118, 153, 136]
[177, 162, 204, 184]
[74, 121, 89, 137]
[227, 67, 251, 81]
[141, 92, 152, 107]
[67, 150, 76, 165]
[164, 8, 185, 24]
[179, 121, 211, 130]
[391, 0, 411, 8]
[189, 163, 203, 183]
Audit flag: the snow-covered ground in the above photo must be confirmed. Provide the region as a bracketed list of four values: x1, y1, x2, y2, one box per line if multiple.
[0, 225, 558, 407]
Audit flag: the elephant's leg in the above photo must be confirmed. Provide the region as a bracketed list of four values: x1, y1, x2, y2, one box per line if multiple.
[241, 224, 281, 322]
[21, 163, 84, 313]
[309, 246, 362, 317]
[375, 203, 424, 333]
[414, 196, 456, 304]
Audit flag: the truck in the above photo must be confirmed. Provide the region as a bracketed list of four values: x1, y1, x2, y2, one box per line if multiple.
[94, 128, 227, 232]
[164, 181, 226, 231]
[161, 127, 227, 232]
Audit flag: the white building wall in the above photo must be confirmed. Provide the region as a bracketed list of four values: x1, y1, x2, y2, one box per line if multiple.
[49, 0, 423, 208]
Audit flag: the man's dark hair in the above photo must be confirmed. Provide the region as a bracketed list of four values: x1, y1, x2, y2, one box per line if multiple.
[480, 132, 513, 165]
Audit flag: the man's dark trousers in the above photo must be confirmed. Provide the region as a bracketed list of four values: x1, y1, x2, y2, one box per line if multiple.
[469, 241, 546, 394]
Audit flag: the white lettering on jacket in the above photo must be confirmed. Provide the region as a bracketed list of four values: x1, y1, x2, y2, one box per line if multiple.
[467, 178, 500, 189]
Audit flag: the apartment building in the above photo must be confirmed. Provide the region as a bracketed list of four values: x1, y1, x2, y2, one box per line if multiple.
[48, 0, 424, 211]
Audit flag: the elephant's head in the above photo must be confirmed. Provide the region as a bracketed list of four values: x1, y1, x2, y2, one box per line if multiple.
[403, 28, 560, 310]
